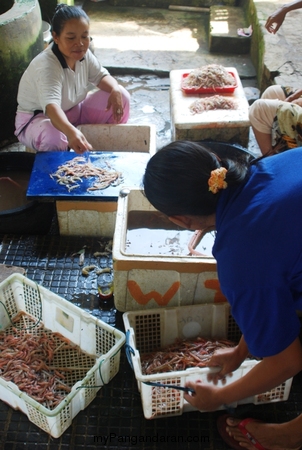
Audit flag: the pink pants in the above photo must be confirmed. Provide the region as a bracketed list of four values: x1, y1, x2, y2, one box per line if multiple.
[15, 86, 130, 152]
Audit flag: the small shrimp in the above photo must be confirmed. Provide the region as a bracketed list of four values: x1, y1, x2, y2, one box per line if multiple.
[70, 176, 82, 183]
[81, 265, 96, 276]
[67, 184, 80, 192]
[93, 251, 110, 257]
[95, 267, 111, 275]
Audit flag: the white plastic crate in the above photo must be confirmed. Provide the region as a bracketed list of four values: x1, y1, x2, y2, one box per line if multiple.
[123, 303, 293, 419]
[0, 273, 125, 438]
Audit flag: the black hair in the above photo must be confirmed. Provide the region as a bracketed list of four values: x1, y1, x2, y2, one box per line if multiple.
[143, 141, 249, 216]
[51, 4, 90, 36]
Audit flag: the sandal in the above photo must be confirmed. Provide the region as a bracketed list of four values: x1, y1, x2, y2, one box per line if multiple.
[217, 414, 268, 450]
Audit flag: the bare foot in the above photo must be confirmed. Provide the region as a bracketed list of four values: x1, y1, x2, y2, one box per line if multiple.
[226, 416, 302, 450]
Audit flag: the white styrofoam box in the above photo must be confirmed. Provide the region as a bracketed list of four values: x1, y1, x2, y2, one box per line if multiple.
[77, 124, 156, 155]
[57, 124, 156, 237]
[169, 68, 250, 146]
[28, 124, 157, 155]
[56, 200, 117, 237]
[113, 188, 223, 312]
[123, 303, 293, 419]
[0, 274, 125, 438]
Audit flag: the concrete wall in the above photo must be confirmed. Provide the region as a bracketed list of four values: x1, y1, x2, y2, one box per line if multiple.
[245, 0, 267, 93]
[108, 0, 236, 7]
[0, 0, 43, 147]
[38, 0, 57, 23]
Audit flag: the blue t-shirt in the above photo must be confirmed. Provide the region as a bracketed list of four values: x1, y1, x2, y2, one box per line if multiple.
[213, 148, 302, 358]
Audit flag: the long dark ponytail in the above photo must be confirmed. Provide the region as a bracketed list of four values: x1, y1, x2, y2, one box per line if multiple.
[143, 141, 249, 216]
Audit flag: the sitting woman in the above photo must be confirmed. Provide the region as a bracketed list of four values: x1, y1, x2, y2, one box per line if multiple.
[249, 85, 302, 156]
[14, 3, 130, 153]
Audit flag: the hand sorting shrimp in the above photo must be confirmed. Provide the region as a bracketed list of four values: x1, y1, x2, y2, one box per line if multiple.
[140, 337, 238, 375]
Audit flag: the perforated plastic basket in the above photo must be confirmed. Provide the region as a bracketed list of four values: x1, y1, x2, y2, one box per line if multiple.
[123, 303, 293, 419]
[0, 273, 125, 438]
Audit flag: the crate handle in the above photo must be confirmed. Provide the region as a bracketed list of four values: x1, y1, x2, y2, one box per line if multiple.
[142, 382, 235, 413]
[124, 332, 194, 394]
[143, 381, 195, 394]
[125, 330, 135, 370]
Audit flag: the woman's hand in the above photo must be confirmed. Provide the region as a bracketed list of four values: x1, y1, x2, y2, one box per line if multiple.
[46, 103, 92, 153]
[265, 1, 302, 34]
[106, 87, 124, 123]
[185, 337, 302, 412]
[183, 340, 249, 411]
[184, 380, 222, 411]
[206, 346, 243, 384]
[67, 128, 92, 154]
[98, 75, 124, 123]
[207, 336, 249, 384]
[285, 89, 302, 106]
[265, 8, 287, 34]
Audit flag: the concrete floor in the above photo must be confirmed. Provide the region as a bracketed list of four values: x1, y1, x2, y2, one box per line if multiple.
[2, 3, 302, 449]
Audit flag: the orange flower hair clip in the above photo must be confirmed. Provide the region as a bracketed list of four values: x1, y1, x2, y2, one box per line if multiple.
[208, 167, 228, 194]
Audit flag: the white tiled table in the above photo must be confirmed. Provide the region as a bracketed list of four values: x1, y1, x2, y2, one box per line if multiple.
[169, 67, 250, 147]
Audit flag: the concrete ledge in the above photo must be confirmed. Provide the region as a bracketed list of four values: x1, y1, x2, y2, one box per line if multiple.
[249, 0, 302, 92]
[209, 6, 251, 54]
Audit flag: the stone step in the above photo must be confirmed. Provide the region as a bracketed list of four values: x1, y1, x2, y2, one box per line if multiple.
[209, 6, 251, 54]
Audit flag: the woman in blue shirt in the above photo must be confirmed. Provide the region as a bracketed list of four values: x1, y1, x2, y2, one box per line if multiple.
[143, 140, 302, 450]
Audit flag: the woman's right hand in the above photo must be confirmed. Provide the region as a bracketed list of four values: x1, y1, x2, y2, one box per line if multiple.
[206, 346, 246, 384]
[46, 104, 93, 153]
[265, 1, 302, 34]
[206, 334, 249, 384]
[265, 8, 287, 34]
[67, 128, 92, 154]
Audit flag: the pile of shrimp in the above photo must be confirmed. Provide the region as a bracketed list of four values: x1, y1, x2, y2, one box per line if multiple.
[183, 64, 236, 89]
[141, 336, 236, 375]
[0, 312, 81, 409]
[189, 95, 237, 114]
[50, 156, 122, 192]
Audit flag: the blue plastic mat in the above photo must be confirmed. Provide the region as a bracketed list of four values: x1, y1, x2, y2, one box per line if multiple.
[27, 151, 149, 201]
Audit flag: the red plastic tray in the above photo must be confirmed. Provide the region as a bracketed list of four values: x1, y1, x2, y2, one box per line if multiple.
[181, 71, 237, 94]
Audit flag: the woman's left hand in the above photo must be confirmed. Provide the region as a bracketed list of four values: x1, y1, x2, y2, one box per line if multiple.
[106, 87, 124, 123]
[183, 380, 222, 411]
[286, 89, 302, 106]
